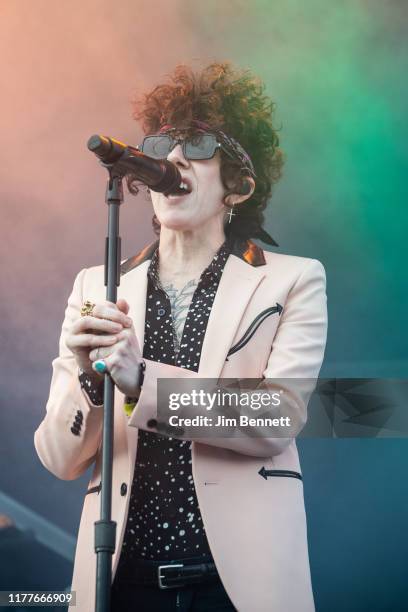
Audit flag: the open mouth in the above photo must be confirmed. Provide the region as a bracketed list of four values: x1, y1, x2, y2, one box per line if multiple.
[165, 178, 193, 197]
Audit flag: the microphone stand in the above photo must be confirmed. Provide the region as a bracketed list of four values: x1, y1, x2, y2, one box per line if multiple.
[87, 135, 181, 610]
[94, 165, 124, 612]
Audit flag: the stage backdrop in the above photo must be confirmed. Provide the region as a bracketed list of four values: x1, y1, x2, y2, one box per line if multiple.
[0, 1, 407, 610]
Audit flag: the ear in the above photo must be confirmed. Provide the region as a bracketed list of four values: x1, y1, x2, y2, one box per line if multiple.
[225, 176, 256, 206]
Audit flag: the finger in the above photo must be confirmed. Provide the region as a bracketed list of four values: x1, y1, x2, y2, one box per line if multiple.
[92, 304, 132, 328]
[69, 334, 118, 349]
[115, 327, 135, 341]
[89, 345, 115, 362]
[73, 316, 123, 335]
[92, 359, 109, 375]
[116, 298, 130, 316]
[92, 349, 120, 374]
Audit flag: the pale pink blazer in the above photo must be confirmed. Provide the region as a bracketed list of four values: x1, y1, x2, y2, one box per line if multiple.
[34, 239, 328, 612]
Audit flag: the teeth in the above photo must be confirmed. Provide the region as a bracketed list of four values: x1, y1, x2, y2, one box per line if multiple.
[179, 181, 189, 191]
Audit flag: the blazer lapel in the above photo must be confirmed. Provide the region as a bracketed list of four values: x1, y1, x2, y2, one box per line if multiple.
[119, 260, 150, 349]
[118, 259, 150, 462]
[198, 254, 266, 378]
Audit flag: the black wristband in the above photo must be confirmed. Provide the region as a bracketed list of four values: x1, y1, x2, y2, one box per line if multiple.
[139, 359, 146, 388]
[124, 360, 146, 405]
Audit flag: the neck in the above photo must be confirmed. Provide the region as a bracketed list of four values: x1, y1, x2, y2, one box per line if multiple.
[158, 223, 227, 285]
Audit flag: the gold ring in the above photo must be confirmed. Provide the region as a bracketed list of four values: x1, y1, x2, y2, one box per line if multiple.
[81, 300, 95, 317]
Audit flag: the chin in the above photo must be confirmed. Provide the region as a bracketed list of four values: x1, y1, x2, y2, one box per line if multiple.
[158, 212, 198, 232]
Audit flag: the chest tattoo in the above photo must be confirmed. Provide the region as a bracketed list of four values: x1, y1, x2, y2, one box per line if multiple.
[162, 279, 198, 352]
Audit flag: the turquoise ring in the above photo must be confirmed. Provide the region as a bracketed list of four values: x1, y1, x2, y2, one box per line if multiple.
[94, 359, 108, 374]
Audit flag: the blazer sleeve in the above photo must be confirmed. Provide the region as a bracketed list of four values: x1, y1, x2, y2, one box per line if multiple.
[128, 259, 328, 457]
[34, 269, 104, 480]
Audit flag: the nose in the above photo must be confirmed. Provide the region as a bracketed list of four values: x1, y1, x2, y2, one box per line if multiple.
[167, 143, 190, 168]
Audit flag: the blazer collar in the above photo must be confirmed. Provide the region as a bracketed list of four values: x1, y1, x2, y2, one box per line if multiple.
[120, 236, 266, 276]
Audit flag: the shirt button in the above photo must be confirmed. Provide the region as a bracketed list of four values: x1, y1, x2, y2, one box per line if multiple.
[157, 308, 166, 316]
[120, 483, 127, 496]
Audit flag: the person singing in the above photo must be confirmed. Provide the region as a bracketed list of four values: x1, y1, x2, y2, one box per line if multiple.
[35, 62, 327, 611]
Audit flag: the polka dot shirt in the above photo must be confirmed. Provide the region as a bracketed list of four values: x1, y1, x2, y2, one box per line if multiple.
[119, 240, 231, 564]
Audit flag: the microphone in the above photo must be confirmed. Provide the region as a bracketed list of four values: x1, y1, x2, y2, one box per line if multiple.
[87, 134, 181, 194]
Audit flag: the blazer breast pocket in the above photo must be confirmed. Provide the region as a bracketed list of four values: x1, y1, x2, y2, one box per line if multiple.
[226, 304, 283, 359]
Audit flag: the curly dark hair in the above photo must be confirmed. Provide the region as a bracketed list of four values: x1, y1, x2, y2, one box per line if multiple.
[128, 62, 284, 245]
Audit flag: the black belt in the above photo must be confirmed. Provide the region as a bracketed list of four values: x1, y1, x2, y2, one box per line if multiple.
[115, 556, 219, 590]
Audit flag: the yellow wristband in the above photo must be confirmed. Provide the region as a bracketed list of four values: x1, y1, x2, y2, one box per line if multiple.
[123, 398, 138, 417]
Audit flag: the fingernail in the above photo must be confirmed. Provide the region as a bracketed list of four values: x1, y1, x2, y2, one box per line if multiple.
[125, 317, 133, 326]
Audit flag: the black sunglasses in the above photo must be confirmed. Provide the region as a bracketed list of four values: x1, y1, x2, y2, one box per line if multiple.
[138, 132, 235, 162]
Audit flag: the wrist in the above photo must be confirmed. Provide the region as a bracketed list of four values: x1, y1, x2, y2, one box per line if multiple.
[124, 359, 146, 416]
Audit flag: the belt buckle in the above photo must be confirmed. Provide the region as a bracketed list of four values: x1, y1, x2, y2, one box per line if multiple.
[158, 563, 184, 589]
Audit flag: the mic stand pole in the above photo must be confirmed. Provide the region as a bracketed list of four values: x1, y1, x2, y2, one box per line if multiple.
[94, 165, 124, 612]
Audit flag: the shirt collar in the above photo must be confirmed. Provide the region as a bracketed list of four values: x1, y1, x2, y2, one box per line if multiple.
[147, 240, 231, 291]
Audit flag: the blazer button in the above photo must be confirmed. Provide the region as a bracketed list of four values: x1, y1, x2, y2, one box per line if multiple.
[157, 307, 166, 316]
[120, 483, 127, 496]
[70, 426, 80, 436]
[147, 419, 157, 429]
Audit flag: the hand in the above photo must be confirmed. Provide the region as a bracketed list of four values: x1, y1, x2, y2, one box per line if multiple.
[88, 299, 144, 397]
[66, 299, 132, 379]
